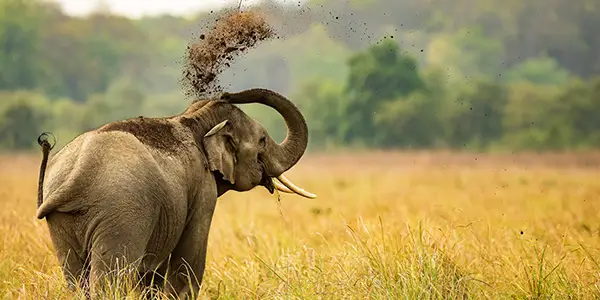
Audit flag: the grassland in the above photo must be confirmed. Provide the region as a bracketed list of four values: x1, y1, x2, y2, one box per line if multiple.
[1, 151, 600, 299]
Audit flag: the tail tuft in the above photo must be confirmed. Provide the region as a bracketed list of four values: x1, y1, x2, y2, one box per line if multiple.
[37, 132, 56, 150]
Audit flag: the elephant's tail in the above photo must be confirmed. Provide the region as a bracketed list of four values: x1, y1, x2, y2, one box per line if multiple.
[37, 132, 56, 211]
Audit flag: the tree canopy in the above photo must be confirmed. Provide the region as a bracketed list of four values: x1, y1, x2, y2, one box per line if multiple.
[1, 0, 600, 152]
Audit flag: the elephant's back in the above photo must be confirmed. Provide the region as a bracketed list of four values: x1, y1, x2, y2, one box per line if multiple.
[41, 131, 186, 216]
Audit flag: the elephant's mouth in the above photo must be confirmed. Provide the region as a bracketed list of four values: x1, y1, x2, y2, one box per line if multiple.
[261, 176, 276, 194]
[260, 174, 316, 199]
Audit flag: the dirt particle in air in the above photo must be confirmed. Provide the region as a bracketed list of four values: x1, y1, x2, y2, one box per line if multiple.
[180, 9, 277, 100]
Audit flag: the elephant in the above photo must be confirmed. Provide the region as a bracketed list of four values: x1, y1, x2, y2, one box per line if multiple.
[35, 88, 316, 298]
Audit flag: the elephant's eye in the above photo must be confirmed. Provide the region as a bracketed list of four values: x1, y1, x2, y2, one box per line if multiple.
[259, 136, 266, 148]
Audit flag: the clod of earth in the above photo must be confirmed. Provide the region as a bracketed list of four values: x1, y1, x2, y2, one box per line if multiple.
[181, 10, 277, 100]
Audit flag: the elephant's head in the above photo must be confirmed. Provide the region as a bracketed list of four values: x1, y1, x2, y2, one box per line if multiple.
[182, 88, 316, 199]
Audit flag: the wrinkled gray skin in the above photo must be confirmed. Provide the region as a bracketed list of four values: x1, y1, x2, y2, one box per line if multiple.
[35, 88, 315, 298]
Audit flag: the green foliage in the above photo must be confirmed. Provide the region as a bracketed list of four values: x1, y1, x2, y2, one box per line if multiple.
[501, 83, 568, 150]
[292, 78, 347, 151]
[0, 91, 51, 150]
[504, 56, 571, 86]
[559, 78, 600, 146]
[1, 0, 600, 152]
[343, 39, 426, 147]
[449, 27, 505, 79]
[0, 0, 45, 91]
[446, 80, 509, 149]
[374, 92, 442, 148]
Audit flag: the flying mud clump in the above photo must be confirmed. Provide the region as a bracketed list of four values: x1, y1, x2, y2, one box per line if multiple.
[181, 10, 276, 99]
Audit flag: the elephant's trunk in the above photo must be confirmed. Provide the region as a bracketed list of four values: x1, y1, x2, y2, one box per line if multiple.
[220, 88, 308, 176]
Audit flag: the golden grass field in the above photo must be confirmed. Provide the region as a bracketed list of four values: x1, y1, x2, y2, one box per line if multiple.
[1, 151, 600, 299]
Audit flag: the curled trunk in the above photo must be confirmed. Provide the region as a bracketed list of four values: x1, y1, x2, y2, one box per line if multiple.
[220, 88, 308, 176]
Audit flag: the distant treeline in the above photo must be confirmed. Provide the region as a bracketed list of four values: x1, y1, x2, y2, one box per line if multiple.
[1, 0, 600, 151]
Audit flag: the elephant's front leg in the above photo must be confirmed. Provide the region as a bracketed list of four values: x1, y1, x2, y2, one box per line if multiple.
[164, 197, 218, 298]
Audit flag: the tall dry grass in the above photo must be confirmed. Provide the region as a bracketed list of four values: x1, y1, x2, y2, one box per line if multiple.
[1, 151, 599, 299]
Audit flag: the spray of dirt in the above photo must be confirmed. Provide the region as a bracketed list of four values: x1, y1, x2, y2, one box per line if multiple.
[181, 9, 277, 99]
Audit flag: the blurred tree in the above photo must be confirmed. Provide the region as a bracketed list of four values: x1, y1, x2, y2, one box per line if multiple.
[104, 77, 146, 121]
[374, 92, 441, 148]
[0, 0, 45, 91]
[78, 94, 113, 132]
[502, 82, 570, 150]
[0, 92, 51, 150]
[504, 56, 571, 86]
[74, 78, 146, 131]
[343, 38, 426, 147]
[371, 66, 448, 148]
[447, 80, 509, 149]
[559, 77, 600, 146]
[426, 27, 505, 81]
[36, 8, 150, 101]
[293, 78, 346, 150]
[1, 0, 600, 152]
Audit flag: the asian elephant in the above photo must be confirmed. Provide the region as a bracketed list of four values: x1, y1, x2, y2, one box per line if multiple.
[35, 88, 316, 298]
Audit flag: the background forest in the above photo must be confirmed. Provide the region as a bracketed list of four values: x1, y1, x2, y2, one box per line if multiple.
[2, 0, 600, 152]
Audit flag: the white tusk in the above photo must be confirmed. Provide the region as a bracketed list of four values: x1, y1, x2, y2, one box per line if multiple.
[204, 120, 228, 137]
[276, 174, 317, 199]
[273, 180, 294, 194]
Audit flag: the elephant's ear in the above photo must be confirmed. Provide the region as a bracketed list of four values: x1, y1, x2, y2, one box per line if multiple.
[202, 120, 235, 184]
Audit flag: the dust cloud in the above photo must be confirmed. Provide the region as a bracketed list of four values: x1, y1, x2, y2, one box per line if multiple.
[181, 9, 277, 100]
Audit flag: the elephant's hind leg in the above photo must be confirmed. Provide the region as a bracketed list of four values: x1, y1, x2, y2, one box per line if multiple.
[46, 212, 90, 293]
[164, 196, 218, 299]
[86, 211, 156, 297]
